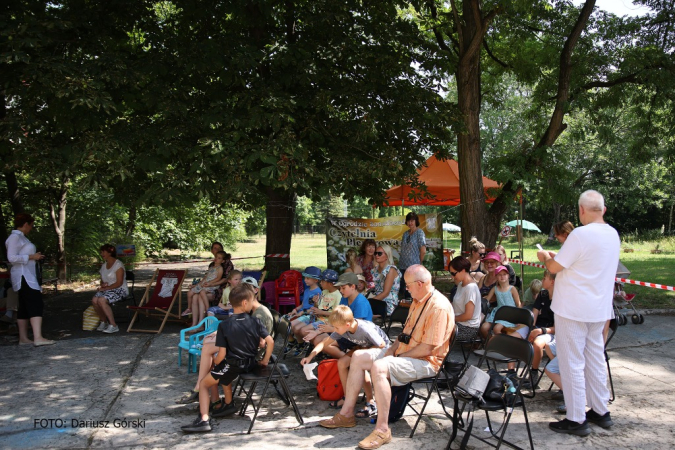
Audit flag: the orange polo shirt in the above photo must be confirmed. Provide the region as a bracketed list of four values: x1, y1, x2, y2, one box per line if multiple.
[398, 289, 454, 372]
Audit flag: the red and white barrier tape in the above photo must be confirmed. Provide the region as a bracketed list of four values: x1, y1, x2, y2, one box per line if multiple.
[511, 259, 675, 291]
[265, 254, 290, 258]
[615, 278, 675, 292]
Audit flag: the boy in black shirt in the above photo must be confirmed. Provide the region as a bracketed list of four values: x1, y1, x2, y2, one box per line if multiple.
[527, 270, 556, 384]
[181, 285, 274, 433]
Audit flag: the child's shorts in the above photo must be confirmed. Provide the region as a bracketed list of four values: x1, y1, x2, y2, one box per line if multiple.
[294, 314, 313, 325]
[311, 320, 326, 330]
[336, 337, 357, 353]
[210, 360, 252, 386]
[207, 306, 229, 316]
[545, 341, 559, 374]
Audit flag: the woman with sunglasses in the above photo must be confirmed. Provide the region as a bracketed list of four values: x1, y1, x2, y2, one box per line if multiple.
[477, 251, 501, 298]
[370, 245, 401, 315]
[467, 237, 486, 283]
[449, 256, 481, 341]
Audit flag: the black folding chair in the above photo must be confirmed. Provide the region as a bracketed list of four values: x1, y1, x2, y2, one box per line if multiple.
[236, 317, 304, 434]
[605, 318, 618, 402]
[409, 327, 460, 437]
[474, 306, 534, 390]
[449, 334, 535, 450]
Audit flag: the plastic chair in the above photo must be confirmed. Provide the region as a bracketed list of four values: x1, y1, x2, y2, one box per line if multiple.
[178, 316, 219, 373]
[274, 270, 303, 313]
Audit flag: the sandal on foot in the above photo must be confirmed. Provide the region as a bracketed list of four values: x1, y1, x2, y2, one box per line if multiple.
[328, 397, 345, 408]
[319, 412, 356, 429]
[355, 402, 377, 419]
[358, 429, 392, 449]
[176, 390, 199, 404]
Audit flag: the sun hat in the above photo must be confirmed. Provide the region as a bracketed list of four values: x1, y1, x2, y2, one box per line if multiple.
[333, 272, 359, 287]
[321, 269, 339, 283]
[494, 265, 509, 275]
[301, 266, 322, 280]
[356, 274, 366, 283]
[482, 251, 501, 262]
[241, 276, 259, 288]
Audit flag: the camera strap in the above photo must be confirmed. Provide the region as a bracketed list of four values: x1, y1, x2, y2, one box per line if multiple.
[402, 289, 433, 338]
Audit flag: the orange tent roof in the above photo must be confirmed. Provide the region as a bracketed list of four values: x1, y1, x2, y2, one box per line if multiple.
[383, 155, 500, 206]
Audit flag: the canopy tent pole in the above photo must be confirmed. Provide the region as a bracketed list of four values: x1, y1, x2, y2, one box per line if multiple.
[519, 192, 524, 288]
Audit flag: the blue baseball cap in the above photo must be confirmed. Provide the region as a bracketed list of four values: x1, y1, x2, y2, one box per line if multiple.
[301, 266, 322, 280]
[321, 269, 339, 283]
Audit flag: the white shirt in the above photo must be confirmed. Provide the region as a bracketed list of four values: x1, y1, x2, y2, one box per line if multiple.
[5, 230, 41, 292]
[99, 259, 128, 295]
[552, 222, 620, 322]
[453, 281, 482, 327]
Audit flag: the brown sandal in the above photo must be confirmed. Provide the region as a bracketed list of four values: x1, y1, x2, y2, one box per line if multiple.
[319, 412, 356, 429]
[358, 429, 392, 449]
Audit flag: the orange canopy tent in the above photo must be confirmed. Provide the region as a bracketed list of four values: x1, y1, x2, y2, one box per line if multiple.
[383, 155, 500, 206]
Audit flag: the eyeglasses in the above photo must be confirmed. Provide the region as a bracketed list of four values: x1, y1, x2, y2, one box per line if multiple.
[374, 251, 384, 256]
[479, 253, 486, 258]
[450, 271, 458, 277]
[405, 280, 423, 289]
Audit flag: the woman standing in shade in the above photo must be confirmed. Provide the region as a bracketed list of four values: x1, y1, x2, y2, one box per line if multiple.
[398, 212, 426, 297]
[5, 213, 54, 346]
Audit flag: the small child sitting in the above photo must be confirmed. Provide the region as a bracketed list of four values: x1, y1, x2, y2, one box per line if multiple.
[522, 278, 542, 306]
[300, 305, 389, 416]
[207, 270, 243, 317]
[180, 284, 274, 433]
[480, 265, 526, 340]
[186, 251, 226, 328]
[286, 266, 323, 353]
[295, 269, 342, 352]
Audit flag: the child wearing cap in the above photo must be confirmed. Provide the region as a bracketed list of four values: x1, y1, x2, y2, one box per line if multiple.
[480, 265, 526, 340]
[286, 267, 323, 353]
[295, 269, 342, 345]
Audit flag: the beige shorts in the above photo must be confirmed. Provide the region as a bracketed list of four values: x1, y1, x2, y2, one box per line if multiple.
[359, 348, 437, 387]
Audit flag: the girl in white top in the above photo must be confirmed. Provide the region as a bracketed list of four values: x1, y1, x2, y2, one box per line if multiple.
[5, 213, 54, 346]
[91, 244, 128, 334]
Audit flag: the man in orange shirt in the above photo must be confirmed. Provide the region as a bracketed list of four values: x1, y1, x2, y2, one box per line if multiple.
[319, 264, 454, 449]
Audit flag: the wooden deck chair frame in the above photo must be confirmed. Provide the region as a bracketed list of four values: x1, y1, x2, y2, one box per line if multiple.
[127, 268, 186, 334]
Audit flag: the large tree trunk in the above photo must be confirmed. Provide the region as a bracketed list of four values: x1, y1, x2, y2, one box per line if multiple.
[264, 188, 295, 279]
[125, 205, 137, 238]
[49, 178, 69, 281]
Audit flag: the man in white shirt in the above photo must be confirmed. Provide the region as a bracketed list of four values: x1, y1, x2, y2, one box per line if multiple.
[537, 190, 619, 436]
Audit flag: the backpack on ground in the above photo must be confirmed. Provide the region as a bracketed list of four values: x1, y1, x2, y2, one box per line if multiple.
[317, 359, 344, 401]
[388, 383, 415, 423]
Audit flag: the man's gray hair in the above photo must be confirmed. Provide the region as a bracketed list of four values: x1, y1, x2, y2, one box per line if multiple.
[405, 264, 432, 283]
[578, 190, 605, 212]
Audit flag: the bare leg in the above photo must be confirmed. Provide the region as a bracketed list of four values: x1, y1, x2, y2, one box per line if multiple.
[91, 296, 106, 322]
[198, 375, 220, 420]
[337, 355, 351, 403]
[338, 351, 373, 418]
[29, 316, 46, 342]
[194, 342, 218, 391]
[96, 299, 117, 327]
[363, 371, 374, 403]
[323, 341, 346, 359]
[546, 370, 563, 390]
[369, 358, 392, 433]
[17, 319, 32, 344]
[532, 337, 546, 370]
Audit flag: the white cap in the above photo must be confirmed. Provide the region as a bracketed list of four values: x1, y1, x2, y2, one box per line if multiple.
[242, 276, 259, 288]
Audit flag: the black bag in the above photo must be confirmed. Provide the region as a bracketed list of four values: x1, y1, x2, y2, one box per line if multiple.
[388, 383, 415, 423]
[437, 359, 464, 389]
[483, 369, 516, 404]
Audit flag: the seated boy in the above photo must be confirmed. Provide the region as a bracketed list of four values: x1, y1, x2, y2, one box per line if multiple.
[303, 272, 373, 359]
[527, 270, 556, 385]
[301, 305, 389, 416]
[294, 269, 341, 353]
[286, 267, 323, 352]
[181, 284, 274, 433]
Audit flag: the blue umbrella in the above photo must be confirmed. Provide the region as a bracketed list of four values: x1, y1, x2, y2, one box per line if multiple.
[505, 220, 541, 233]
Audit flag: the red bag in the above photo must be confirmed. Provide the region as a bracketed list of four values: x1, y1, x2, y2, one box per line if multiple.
[317, 359, 344, 401]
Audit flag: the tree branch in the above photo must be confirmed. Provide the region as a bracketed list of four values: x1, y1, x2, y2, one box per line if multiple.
[482, 38, 510, 68]
[449, 0, 463, 51]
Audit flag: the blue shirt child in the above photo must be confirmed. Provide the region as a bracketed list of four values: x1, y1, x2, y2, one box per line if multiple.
[339, 293, 373, 321]
[300, 286, 323, 312]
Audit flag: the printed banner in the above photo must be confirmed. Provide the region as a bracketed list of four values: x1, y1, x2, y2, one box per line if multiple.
[325, 214, 443, 273]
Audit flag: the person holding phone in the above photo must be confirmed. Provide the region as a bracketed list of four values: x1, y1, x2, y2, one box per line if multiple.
[5, 213, 54, 346]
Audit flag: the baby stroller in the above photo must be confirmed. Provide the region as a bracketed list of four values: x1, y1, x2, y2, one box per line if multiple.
[613, 261, 644, 326]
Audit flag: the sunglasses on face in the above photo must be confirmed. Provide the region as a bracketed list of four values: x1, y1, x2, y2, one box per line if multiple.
[479, 253, 486, 258]
[374, 251, 384, 256]
[450, 270, 458, 277]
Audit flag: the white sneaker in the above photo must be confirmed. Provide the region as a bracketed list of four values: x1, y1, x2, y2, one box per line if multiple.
[103, 324, 119, 334]
[96, 321, 109, 331]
